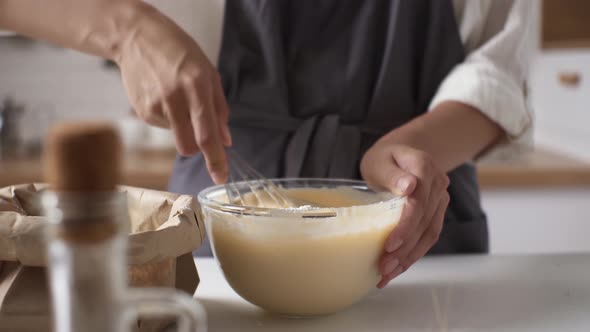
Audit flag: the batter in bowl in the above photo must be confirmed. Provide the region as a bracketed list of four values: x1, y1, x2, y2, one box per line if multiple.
[203, 186, 404, 316]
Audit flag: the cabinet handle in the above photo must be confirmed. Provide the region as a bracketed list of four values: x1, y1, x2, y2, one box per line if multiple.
[558, 71, 581, 87]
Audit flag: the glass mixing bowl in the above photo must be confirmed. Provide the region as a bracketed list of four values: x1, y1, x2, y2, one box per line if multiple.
[197, 178, 406, 317]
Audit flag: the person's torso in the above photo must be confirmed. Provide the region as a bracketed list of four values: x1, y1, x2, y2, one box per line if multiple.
[170, 0, 488, 255]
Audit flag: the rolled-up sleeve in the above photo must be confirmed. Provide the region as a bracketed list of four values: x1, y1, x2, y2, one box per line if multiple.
[430, 0, 536, 158]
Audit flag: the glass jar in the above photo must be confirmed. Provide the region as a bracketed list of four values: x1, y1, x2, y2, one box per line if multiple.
[43, 191, 206, 332]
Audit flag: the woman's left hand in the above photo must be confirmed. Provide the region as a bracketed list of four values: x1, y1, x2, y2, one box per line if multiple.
[360, 142, 450, 288]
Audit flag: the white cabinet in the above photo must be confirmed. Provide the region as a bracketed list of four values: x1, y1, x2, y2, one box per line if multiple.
[482, 188, 590, 254]
[529, 50, 590, 161]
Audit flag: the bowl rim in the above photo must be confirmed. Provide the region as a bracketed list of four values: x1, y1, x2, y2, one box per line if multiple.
[197, 178, 403, 219]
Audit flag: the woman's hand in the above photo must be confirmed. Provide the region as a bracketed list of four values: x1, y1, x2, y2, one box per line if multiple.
[0, 0, 231, 184]
[361, 142, 450, 288]
[116, 4, 231, 184]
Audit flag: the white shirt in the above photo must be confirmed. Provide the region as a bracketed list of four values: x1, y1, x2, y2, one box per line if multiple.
[149, 0, 536, 159]
[438, 0, 536, 159]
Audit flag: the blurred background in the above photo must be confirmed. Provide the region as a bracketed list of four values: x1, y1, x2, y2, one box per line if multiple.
[1, 0, 589, 254]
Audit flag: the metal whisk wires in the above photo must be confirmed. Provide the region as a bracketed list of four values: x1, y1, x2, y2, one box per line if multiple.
[225, 150, 295, 208]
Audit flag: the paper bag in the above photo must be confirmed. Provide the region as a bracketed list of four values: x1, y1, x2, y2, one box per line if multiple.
[0, 184, 205, 332]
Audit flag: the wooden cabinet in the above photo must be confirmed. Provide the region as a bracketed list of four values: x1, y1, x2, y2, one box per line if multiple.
[542, 0, 590, 49]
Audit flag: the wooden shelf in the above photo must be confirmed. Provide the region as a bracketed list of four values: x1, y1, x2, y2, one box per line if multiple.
[542, 39, 590, 49]
[0, 149, 176, 191]
[542, 0, 590, 50]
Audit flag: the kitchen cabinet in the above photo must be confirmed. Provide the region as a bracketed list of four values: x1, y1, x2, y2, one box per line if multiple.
[530, 0, 590, 161]
[479, 149, 590, 254]
[513, 2, 590, 255]
[482, 188, 590, 254]
[529, 50, 590, 161]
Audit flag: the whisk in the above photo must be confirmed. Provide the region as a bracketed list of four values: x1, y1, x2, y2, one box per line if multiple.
[225, 150, 295, 208]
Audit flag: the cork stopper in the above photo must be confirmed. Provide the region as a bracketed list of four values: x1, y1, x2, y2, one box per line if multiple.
[44, 122, 121, 192]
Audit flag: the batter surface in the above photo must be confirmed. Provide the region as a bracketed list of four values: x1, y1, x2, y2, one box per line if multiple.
[205, 187, 402, 316]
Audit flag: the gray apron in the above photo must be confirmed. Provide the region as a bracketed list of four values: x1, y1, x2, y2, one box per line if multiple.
[169, 0, 488, 256]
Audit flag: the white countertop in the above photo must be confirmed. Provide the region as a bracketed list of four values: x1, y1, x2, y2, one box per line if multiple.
[194, 254, 590, 331]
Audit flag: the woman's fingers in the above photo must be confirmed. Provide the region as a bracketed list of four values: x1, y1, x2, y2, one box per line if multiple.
[147, 70, 229, 184]
[384, 150, 448, 249]
[377, 255, 402, 288]
[394, 189, 448, 270]
[378, 175, 447, 276]
[378, 185, 430, 279]
[377, 149, 450, 288]
[383, 176, 432, 254]
[404, 192, 449, 266]
[382, 148, 443, 253]
[384, 195, 423, 254]
[186, 76, 228, 184]
[212, 73, 232, 147]
[360, 145, 418, 196]
[414, 173, 449, 235]
[362, 143, 451, 289]
[163, 86, 199, 156]
[377, 192, 449, 288]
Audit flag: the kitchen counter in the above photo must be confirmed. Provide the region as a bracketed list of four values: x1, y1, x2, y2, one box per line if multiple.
[1, 148, 590, 190]
[193, 253, 590, 331]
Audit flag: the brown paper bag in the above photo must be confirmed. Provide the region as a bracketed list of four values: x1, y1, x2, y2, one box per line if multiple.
[0, 184, 205, 332]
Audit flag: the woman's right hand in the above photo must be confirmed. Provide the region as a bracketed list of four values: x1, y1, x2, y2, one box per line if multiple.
[115, 4, 231, 184]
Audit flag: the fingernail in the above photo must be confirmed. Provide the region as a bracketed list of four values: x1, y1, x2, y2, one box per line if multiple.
[395, 176, 412, 195]
[383, 258, 399, 276]
[386, 239, 403, 253]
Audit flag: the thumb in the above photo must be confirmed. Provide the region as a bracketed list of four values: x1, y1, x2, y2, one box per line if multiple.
[386, 167, 418, 196]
